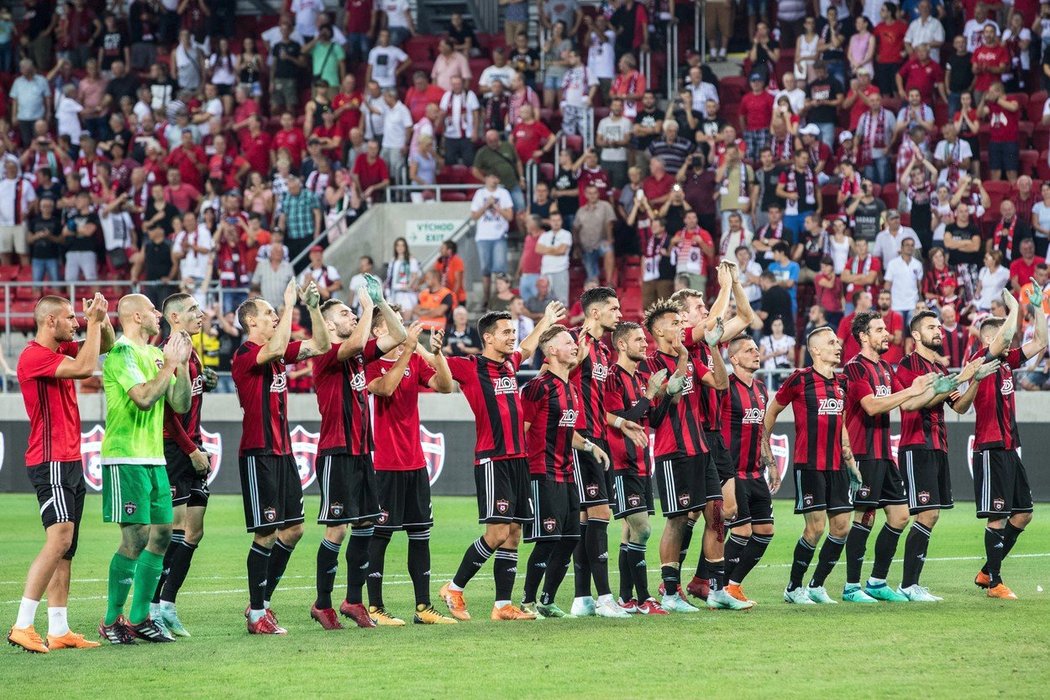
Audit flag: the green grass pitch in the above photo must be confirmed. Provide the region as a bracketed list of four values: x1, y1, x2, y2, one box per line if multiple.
[1, 494, 1048, 698]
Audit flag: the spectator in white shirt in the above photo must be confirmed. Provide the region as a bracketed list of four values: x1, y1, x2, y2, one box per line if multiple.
[535, 211, 573, 304]
[560, 48, 598, 136]
[379, 88, 415, 181]
[439, 76, 481, 165]
[378, 0, 416, 46]
[904, 0, 945, 62]
[477, 47, 518, 95]
[873, 209, 922, 264]
[174, 210, 214, 284]
[883, 236, 923, 322]
[470, 172, 514, 301]
[685, 65, 720, 117]
[366, 30, 409, 89]
[774, 72, 806, 116]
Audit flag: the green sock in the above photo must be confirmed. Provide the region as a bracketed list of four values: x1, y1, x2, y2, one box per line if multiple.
[106, 552, 138, 626]
[129, 550, 165, 625]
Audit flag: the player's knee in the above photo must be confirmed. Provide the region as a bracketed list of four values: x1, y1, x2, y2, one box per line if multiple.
[280, 523, 304, 545]
[886, 511, 909, 530]
[803, 523, 825, 543]
[253, 528, 278, 546]
[120, 524, 151, 555]
[917, 510, 939, 528]
[184, 523, 204, 545]
[1013, 511, 1033, 528]
[754, 525, 774, 538]
[590, 504, 612, 520]
[485, 523, 511, 547]
[150, 524, 173, 552]
[46, 522, 76, 554]
[733, 523, 753, 539]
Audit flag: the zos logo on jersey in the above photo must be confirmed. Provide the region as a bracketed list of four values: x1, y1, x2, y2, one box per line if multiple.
[270, 371, 288, 393]
[818, 397, 844, 415]
[492, 375, 518, 395]
[558, 409, 579, 428]
[741, 407, 765, 424]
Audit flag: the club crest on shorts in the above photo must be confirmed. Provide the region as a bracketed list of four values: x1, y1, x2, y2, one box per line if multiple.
[543, 517, 556, 533]
[803, 493, 814, 507]
[420, 425, 446, 486]
[330, 502, 344, 517]
[291, 425, 320, 488]
[201, 427, 222, 486]
[377, 510, 389, 525]
[918, 490, 930, 505]
[79, 424, 106, 491]
[769, 433, 790, 481]
[628, 493, 641, 507]
[993, 497, 1005, 511]
[586, 483, 600, 498]
[858, 485, 871, 498]
[123, 501, 137, 515]
[496, 499, 510, 514]
[678, 492, 690, 507]
[263, 506, 277, 522]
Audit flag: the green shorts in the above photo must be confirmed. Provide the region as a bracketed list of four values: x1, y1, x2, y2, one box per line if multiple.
[102, 464, 173, 525]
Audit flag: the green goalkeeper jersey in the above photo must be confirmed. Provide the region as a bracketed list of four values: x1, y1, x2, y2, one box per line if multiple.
[101, 336, 173, 466]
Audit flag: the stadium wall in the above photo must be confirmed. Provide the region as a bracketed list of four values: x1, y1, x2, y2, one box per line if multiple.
[0, 394, 1047, 503]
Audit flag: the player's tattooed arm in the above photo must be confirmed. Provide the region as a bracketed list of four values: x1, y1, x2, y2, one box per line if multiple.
[296, 281, 333, 360]
[987, 288, 1020, 358]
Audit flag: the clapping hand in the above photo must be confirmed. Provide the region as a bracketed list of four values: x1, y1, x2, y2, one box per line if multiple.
[83, 293, 108, 324]
[974, 359, 1001, 381]
[298, 281, 321, 309]
[705, 317, 725, 347]
[1029, 277, 1045, 307]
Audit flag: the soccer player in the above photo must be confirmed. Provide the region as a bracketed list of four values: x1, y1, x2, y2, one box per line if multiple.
[364, 308, 457, 625]
[605, 321, 670, 615]
[840, 311, 940, 603]
[521, 327, 615, 618]
[99, 294, 193, 643]
[643, 299, 750, 611]
[673, 261, 755, 602]
[438, 301, 567, 622]
[233, 280, 331, 635]
[8, 294, 113, 653]
[969, 288, 1046, 599]
[566, 287, 624, 618]
[721, 335, 776, 604]
[897, 310, 999, 601]
[150, 293, 218, 637]
[308, 286, 404, 630]
[762, 326, 860, 605]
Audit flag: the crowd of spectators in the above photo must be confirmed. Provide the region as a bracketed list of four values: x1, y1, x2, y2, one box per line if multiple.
[3, 0, 1050, 388]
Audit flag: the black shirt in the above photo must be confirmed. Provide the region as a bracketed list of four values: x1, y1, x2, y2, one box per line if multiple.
[758, 166, 785, 212]
[852, 198, 887, 242]
[273, 40, 302, 80]
[144, 200, 181, 236]
[446, 326, 481, 356]
[96, 30, 129, 71]
[448, 22, 479, 52]
[143, 237, 173, 280]
[553, 167, 578, 216]
[610, 2, 645, 56]
[946, 52, 974, 94]
[107, 75, 140, 104]
[632, 108, 663, 150]
[65, 212, 102, 253]
[508, 47, 540, 84]
[750, 39, 780, 81]
[663, 204, 688, 239]
[944, 221, 982, 266]
[27, 214, 63, 259]
[805, 77, 843, 125]
[761, 286, 794, 335]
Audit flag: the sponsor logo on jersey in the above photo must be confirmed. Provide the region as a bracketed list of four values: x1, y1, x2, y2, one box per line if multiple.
[591, 363, 608, 382]
[818, 397, 844, 415]
[1001, 377, 1014, 396]
[270, 371, 288, 393]
[492, 375, 518, 395]
[559, 409, 579, 428]
[742, 407, 765, 424]
[874, 384, 890, 398]
[191, 374, 204, 396]
[290, 425, 320, 488]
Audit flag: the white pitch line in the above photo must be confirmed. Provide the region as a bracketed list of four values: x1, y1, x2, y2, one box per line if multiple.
[3, 553, 1048, 605]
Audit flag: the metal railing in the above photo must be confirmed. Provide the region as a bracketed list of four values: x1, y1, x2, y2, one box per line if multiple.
[382, 182, 486, 203]
[666, 19, 679, 100]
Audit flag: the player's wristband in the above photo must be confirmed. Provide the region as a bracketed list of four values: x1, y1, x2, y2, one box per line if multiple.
[613, 416, 624, 430]
[583, 439, 594, 453]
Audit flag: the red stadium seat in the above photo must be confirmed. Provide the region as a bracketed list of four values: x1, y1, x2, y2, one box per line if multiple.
[539, 163, 555, 182]
[1008, 93, 1030, 114]
[1020, 121, 1034, 149]
[1038, 151, 1050, 180]
[880, 183, 899, 210]
[561, 134, 583, 153]
[1027, 90, 1048, 123]
[1020, 149, 1040, 177]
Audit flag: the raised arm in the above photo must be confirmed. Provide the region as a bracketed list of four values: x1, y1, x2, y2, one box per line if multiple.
[987, 288, 1020, 358]
[54, 294, 109, 379]
[1021, 281, 1049, 360]
[367, 322, 420, 397]
[519, 300, 567, 361]
[295, 281, 333, 360]
[420, 328, 454, 393]
[257, 279, 298, 365]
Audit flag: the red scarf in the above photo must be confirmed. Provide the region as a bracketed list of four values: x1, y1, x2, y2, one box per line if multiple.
[845, 254, 874, 294]
[771, 133, 793, 162]
[859, 108, 887, 167]
[785, 167, 816, 207]
[994, 217, 1018, 260]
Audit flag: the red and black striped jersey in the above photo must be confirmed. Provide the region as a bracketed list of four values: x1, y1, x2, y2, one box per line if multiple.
[942, 324, 978, 370]
[17, 340, 82, 465]
[232, 340, 302, 456]
[970, 346, 1024, 451]
[686, 328, 723, 433]
[163, 337, 203, 455]
[313, 339, 384, 456]
[897, 352, 950, 452]
[643, 350, 711, 459]
[775, 367, 848, 471]
[720, 374, 768, 479]
[522, 372, 583, 482]
[568, 327, 611, 440]
[604, 364, 654, 477]
[844, 354, 903, 460]
[447, 351, 527, 464]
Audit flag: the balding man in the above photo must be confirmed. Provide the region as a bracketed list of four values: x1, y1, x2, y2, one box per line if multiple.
[8, 294, 114, 653]
[99, 294, 193, 643]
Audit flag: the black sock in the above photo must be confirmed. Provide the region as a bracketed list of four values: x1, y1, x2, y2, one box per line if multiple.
[452, 537, 494, 589]
[678, 519, 695, 566]
[870, 524, 903, 581]
[523, 541, 556, 605]
[153, 529, 184, 604]
[407, 530, 432, 608]
[618, 544, 633, 601]
[585, 518, 611, 597]
[627, 543, 650, 601]
[984, 527, 1006, 586]
[660, 564, 680, 595]
[345, 526, 373, 604]
[366, 533, 391, 608]
[247, 543, 271, 610]
[573, 523, 592, 597]
[707, 559, 726, 592]
[694, 540, 709, 579]
[788, 538, 816, 591]
[1001, 522, 1025, 559]
[844, 522, 872, 585]
[264, 539, 295, 602]
[724, 534, 748, 574]
[159, 539, 198, 604]
[493, 548, 518, 602]
[540, 538, 576, 606]
[901, 523, 932, 589]
[314, 538, 341, 609]
[730, 534, 772, 585]
[810, 535, 846, 588]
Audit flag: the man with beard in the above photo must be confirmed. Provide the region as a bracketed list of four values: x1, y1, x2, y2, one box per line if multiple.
[875, 289, 906, 364]
[839, 312, 940, 603]
[896, 311, 998, 601]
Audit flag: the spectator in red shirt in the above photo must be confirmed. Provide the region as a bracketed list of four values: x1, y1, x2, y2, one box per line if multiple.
[351, 139, 390, 200]
[972, 24, 1010, 101]
[403, 70, 446, 123]
[575, 148, 610, 206]
[738, 73, 775, 158]
[230, 86, 260, 137]
[873, 2, 910, 95]
[164, 130, 207, 190]
[332, 73, 364, 134]
[272, 111, 307, 169]
[980, 81, 1021, 181]
[238, 114, 272, 175]
[843, 67, 880, 130]
[312, 110, 345, 164]
[1009, 236, 1044, 293]
[163, 167, 201, 212]
[509, 104, 555, 165]
[641, 156, 675, 207]
[344, 0, 377, 63]
[896, 43, 947, 103]
[208, 134, 250, 192]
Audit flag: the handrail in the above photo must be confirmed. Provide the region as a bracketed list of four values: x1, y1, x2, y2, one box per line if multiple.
[666, 19, 679, 100]
[383, 181, 486, 203]
[639, 47, 652, 93]
[698, 0, 706, 58]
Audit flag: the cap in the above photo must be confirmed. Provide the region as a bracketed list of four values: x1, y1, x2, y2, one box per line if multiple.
[310, 245, 324, 254]
[838, 130, 853, 144]
[941, 275, 958, 287]
[886, 209, 901, 219]
[749, 72, 764, 82]
[801, 124, 820, 136]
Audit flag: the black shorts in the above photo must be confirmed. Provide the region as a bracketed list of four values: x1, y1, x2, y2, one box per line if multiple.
[525, 478, 581, 541]
[28, 461, 85, 559]
[654, 452, 721, 518]
[972, 448, 1034, 519]
[988, 141, 1019, 173]
[317, 453, 380, 525]
[475, 458, 534, 524]
[705, 431, 736, 484]
[612, 471, 655, 519]
[900, 448, 954, 514]
[573, 438, 610, 507]
[239, 454, 305, 533]
[164, 440, 209, 508]
[853, 458, 907, 509]
[375, 468, 433, 531]
[731, 476, 774, 527]
[793, 467, 853, 515]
